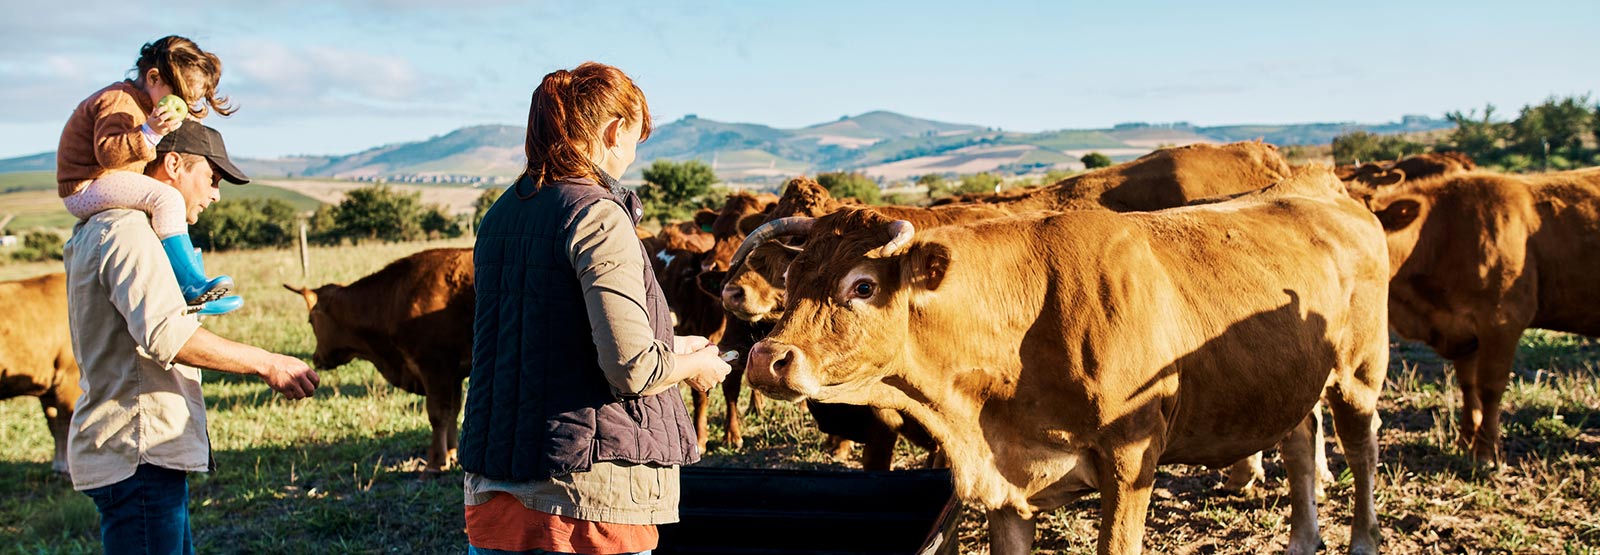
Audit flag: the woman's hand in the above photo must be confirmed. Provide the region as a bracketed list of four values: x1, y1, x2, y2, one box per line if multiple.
[681, 344, 732, 393]
[674, 335, 711, 355]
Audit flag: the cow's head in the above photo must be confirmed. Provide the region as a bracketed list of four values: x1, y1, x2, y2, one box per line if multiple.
[743, 208, 951, 404]
[282, 283, 360, 370]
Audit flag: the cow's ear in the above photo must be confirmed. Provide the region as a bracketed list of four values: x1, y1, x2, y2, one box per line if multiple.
[282, 284, 319, 311]
[903, 242, 952, 292]
[737, 213, 766, 236]
[693, 209, 718, 232]
[1373, 197, 1423, 231]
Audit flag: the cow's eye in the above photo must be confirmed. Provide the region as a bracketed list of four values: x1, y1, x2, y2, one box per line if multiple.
[851, 279, 875, 299]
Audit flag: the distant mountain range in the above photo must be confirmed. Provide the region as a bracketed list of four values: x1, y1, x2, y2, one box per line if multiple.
[0, 111, 1454, 184]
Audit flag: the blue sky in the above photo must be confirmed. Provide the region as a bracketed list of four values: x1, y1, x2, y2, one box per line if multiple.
[1, 0, 1595, 159]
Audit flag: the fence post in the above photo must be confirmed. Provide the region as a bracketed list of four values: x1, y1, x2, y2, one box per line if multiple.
[298, 220, 310, 279]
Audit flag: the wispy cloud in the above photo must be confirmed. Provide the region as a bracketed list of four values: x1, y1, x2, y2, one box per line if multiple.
[220, 39, 467, 120]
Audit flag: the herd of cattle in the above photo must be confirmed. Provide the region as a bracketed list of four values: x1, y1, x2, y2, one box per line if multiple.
[4, 141, 1600, 552]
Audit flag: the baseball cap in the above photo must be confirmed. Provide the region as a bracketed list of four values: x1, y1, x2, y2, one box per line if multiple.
[156, 123, 250, 185]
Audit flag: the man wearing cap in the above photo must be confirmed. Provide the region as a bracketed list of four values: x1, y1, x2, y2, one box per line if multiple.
[63, 122, 320, 555]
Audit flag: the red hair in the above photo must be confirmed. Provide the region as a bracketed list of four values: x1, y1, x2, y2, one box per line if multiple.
[519, 62, 652, 196]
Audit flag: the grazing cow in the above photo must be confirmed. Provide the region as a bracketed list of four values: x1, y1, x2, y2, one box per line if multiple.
[283, 248, 473, 473]
[743, 168, 1389, 554]
[1367, 167, 1600, 464]
[0, 273, 80, 475]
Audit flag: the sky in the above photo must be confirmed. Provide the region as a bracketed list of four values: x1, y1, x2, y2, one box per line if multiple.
[1, 0, 1595, 159]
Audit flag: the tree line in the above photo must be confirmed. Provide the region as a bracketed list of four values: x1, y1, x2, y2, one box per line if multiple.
[1334, 94, 1598, 172]
[187, 185, 501, 251]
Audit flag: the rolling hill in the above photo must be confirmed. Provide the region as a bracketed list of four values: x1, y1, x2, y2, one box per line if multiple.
[0, 112, 1455, 185]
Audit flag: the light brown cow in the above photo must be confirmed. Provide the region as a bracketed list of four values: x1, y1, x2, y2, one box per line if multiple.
[1367, 167, 1600, 464]
[742, 168, 1388, 554]
[721, 142, 1304, 484]
[0, 272, 80, 475]
[284, 248, 473, 473]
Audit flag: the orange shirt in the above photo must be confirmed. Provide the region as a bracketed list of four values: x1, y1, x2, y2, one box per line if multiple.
[465, 492, 657, 554]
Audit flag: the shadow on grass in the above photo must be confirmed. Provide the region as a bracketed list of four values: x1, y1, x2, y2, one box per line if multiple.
[1, 428, 463, 554]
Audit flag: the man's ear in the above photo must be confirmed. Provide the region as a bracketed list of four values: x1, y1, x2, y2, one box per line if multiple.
[903, 242, 951, 292]
[1372, 196, 1423, 232]
[159, 151, 181, 178]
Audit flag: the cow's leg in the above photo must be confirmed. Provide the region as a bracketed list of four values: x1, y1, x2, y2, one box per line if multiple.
[1221, 453, 1263, 494]
[1327, 365, 1383, 555]
[824, 436, 855, 462]
[1094, 444, 1158, 555]
[719, 367, 744, 449]
[860, 408, 903, 471]
[39, 392, 73, 475]
[1312, 402, 1334, 498]
[1280, 413, 1323, 555]
[748, 388, 766, 414]
[691, 388, 712, 452]
[422, 376, 464, 473]
[986, 506, 1036, 555]
[1454, 331, 1519, 466]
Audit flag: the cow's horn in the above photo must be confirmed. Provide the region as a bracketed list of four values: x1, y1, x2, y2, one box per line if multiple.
[866, 220, 915, 259]
[728, 217, 815, 280]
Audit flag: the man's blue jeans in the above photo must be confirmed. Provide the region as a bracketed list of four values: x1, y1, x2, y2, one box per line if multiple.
[82, 464, 193, 555]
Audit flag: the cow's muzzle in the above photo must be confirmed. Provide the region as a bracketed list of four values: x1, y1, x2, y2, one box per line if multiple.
[745, 339, 814, 401]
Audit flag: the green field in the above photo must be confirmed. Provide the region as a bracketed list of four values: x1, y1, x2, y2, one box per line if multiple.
[3, 240, 1600, 553]
[0, 171, 55, 194]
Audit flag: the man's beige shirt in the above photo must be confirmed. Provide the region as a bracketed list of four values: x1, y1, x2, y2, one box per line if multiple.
[63, 209, 206, 491]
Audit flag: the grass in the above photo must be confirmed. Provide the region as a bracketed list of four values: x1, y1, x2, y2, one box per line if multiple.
[5, 240, 1600, 553]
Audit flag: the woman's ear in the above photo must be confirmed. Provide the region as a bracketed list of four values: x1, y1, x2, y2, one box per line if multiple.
[603, 117, 623, 149]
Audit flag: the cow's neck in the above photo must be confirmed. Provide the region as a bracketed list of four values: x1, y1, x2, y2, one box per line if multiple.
[876, 310, 1100, 515]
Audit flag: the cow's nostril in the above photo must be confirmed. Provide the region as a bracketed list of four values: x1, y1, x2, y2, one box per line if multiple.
[772, 349, 792, 372]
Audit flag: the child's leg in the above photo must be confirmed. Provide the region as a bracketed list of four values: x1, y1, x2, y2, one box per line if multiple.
[68, 171, 234, 305]
[64, 171, 188, 237]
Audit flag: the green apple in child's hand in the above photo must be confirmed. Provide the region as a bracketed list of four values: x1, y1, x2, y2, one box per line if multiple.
[157, 95, 188, 122]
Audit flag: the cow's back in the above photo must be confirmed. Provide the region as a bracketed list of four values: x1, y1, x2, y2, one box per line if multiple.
[0, 273, 79, 400]
[1015, 141, 1292, 213]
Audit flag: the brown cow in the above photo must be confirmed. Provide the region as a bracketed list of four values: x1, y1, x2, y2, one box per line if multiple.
[1367, 167, 1600, 464]
[742, 167, 1388, 554]
[283, 248, 473, 473]
[0, 273, 80, 475]
[720, 142, 1304, 478]
[691, 193, 773, 451]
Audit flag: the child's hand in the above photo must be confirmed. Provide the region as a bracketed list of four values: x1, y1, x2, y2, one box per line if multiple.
[147, 104, 185, 135]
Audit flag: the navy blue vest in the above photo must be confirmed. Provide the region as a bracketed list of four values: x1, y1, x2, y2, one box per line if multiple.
[461, 173, 697, 481]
